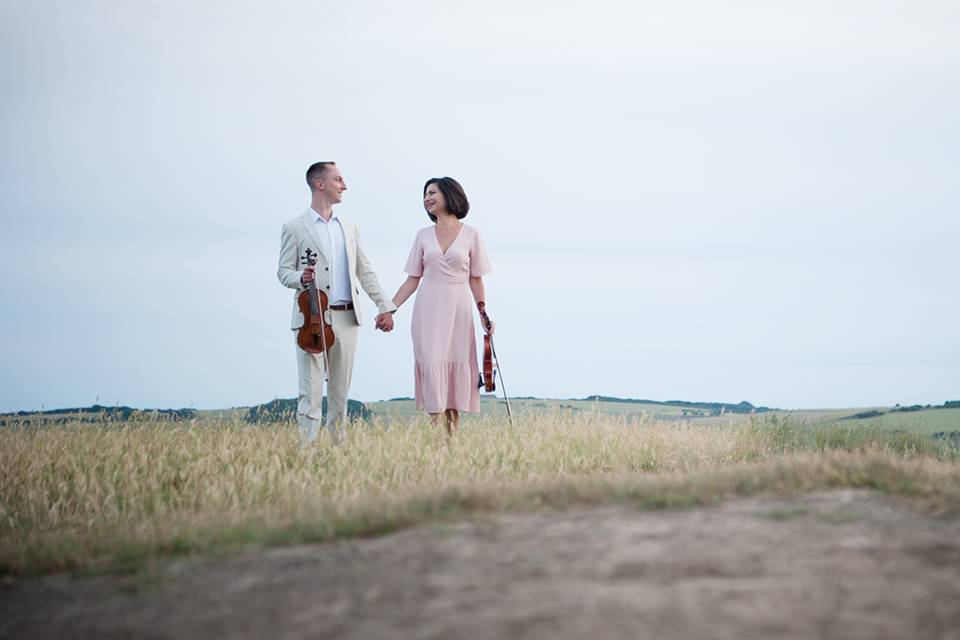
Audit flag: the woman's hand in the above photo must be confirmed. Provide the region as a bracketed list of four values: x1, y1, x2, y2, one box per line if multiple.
[477, 300, 495, 336]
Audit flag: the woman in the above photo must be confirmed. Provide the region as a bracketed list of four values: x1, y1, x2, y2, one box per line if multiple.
[390, 177, 494, 435]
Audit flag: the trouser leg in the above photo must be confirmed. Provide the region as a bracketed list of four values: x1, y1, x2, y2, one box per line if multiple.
[324, 310, 359, 439]
[295, 334, 326, 444]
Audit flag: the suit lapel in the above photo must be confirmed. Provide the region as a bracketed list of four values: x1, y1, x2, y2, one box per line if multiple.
[299, 210, 329, 264]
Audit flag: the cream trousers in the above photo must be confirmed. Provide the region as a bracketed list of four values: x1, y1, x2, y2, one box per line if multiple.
[295, 309, 359, 444]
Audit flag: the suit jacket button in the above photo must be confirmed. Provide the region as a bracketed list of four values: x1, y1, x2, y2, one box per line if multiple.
[326, 285, 330, 289]
[325, 267, 329, 271]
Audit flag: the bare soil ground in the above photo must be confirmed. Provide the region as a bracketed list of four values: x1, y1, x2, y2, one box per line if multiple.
[2, 490, 959, 640]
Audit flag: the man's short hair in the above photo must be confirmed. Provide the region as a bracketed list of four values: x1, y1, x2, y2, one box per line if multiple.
[306, 162, 336, 190]
[423, 177, 470, 221]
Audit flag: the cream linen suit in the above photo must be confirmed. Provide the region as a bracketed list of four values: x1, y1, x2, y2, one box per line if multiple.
[277, 209, 396, 442]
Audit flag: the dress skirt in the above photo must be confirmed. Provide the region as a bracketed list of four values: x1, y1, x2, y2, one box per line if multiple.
[411, 280, 480, 412]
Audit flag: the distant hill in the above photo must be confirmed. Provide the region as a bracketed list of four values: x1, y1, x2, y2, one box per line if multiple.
[1, 399, 371, 424]
[245, 398, 371, 423]
[0, 404, 197, 422]
[579, 396, 775, 415]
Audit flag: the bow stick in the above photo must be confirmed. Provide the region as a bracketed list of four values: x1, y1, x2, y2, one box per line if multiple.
[488, 334, 514, 427]
[479, 302, 514, 428]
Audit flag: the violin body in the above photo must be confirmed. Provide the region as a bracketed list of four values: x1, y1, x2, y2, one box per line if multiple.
[297, 249, 335, 354]
[482, 333, 495, 392]
[478, 301, 495, 392]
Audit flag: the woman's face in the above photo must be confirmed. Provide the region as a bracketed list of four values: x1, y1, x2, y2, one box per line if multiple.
[423, 183, 447, 217]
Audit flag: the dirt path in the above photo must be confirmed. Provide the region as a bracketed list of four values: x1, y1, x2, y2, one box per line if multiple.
[3, 490, 959, 640]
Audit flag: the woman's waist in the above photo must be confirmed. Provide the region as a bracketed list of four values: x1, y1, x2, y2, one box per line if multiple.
[420, 277, 469, 286]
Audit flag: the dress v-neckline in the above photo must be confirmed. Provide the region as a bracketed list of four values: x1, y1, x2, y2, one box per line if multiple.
[434, 223, 464, 257]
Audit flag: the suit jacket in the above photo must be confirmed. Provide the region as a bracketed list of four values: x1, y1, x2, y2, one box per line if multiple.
[277, 209, 396, 329]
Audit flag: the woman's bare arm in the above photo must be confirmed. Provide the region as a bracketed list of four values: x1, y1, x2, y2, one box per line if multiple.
[392, 276, 421, 309]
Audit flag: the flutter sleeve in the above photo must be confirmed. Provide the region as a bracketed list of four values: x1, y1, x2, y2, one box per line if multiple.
[469, 228, 492, 277]
[404, 231, 424, 277]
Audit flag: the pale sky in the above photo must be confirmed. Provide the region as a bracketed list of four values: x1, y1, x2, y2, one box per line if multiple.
[2, 0, 958, 411]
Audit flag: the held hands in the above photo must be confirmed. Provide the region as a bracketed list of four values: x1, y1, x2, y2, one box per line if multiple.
[375, 312, 394, 332]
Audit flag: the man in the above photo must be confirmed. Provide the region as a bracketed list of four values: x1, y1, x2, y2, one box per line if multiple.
[277, 161, 396, 443]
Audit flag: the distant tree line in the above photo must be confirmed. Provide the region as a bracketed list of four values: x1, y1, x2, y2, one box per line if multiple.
[2, 399, 372, 425]
[2, 404, 197, 421]
[849, 401, 960, 420]
[893, 401, 959, 413]
[579, 395, 774, 415]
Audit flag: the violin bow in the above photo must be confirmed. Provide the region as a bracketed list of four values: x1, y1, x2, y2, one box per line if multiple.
[488, 334, 514, 427]
[479, 302, 514, 428]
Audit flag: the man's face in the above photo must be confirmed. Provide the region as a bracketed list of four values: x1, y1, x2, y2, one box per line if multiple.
[316, 166, 347, 203]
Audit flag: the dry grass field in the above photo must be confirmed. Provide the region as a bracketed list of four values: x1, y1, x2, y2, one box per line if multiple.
[2, 408, 958, 579]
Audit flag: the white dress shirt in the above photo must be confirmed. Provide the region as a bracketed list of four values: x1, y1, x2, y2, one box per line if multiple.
[310, 207, 353, 305]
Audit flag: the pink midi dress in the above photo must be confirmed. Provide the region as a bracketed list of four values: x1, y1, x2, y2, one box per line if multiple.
[404, 224, 492, 413]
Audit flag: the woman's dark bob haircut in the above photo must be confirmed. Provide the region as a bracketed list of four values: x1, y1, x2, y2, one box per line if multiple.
[424, 177, 470, 222]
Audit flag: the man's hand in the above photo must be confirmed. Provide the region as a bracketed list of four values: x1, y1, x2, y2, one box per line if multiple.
[300, 266, 315, 286]
[375, 312, 394, 332]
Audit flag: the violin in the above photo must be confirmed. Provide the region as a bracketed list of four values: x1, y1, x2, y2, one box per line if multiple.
[478, 301, 495, 392]
[297, 249, 335, 354]
[482, 334, 495, 393]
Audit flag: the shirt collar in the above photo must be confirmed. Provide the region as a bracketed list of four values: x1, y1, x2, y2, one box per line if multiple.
[310, 207, 339, 224]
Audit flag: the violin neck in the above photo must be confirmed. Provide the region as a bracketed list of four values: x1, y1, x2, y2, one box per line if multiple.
[308, 281, 321, 316]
